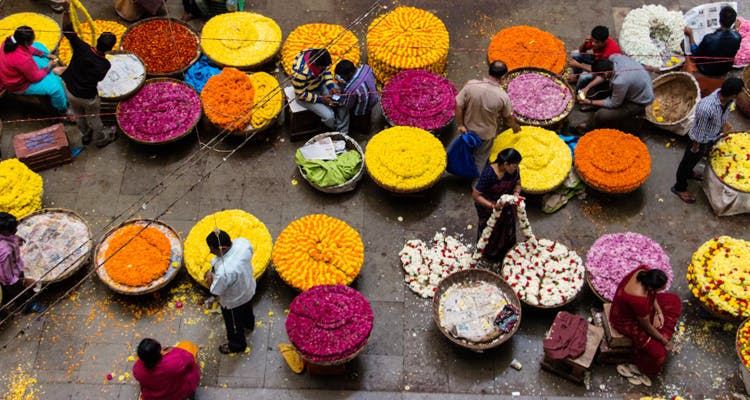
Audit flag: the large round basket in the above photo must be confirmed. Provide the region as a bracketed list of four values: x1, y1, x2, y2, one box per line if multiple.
[501, 67, 574, 127]
[98, 50, 147, 102]
[645, 72, 700, 132]
[120, 17, 201, 76]
[585, 273, 607, 303]
[94, 219, 183, 295]
[432, 269, 521, 351]
[297, 132, 365, 194]
[17, 208, 92, 283]
[116, 78, 201, 145]
[736, 318, 750, 374]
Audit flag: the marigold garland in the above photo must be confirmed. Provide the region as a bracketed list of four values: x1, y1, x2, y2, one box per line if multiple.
[121, 19, 198, 75]
[281, 23, 360, 76]
[366, 6, 449, 83]
[365, 126, 447, 192]
[0, 13, 61, 51]
[487, 26, 566, 74]
[58, 20, 126, 65]
[103, 225, 171, 287]
[489, 126, 571, 193]
[184, 210, 273, 288]
[0, 159, 43, 219]
[273, 214, 364, 291]
[710, 132, 750, 192]
[688, 236, 750, 319]
[201, 68, 255, 130]
[574, 129, 651, 193]
[201, 12, 281, 68]
[248, 72, 283, 129]
[738, 319, 750, 369]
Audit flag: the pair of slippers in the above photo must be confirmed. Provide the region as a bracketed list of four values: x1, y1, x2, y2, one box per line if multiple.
[670, 186, 696, 204]
[616, 364, 652, 387]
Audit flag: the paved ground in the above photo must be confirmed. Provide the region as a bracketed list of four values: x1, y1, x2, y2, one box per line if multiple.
[2, 0, 750, 399]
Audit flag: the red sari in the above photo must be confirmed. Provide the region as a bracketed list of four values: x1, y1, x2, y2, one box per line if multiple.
[609, 266, 682, 376]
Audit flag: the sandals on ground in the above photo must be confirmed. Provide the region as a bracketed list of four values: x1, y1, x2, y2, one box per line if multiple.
[671, 186, 696, 204]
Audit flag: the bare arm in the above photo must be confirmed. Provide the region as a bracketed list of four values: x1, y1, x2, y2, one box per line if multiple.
[472, 188, 502, 210]
[636, 315, 670, 348]
[455, 104, 466, 134]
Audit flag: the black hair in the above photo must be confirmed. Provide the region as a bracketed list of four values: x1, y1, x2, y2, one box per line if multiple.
[137, 338, 163, 369]
[206, 229, 232, 249]
[591, 26, 609, 42]
[493, 148, 522, 165]
[310, 48, 332, 67]
[0, 212, 18, 234]
[720, 77, 744, 97]
[636, 268, 668, 291]
[488, 60, 508, 79]
[591, 59, 614, 74]
[719, 6, 737, 28]
[3, 26, 34, 53]
[96, 32, 116, 53]
[334, 59, 356, 78]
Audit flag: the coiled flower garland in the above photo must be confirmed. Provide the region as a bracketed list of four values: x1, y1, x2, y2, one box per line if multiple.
[281, 23, 360, 76]
[0, 159, 43, 219]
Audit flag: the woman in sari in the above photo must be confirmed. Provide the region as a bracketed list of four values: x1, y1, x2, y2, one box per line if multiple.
[472, 148, 522, 262]
[610, 266, 682, 379]
[133, 338, 201, 400]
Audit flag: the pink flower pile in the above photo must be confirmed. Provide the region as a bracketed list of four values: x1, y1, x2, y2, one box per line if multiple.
[507, 72, 571, 121]
[585, 232, 672, 301]
[117, 81, 201, 143]
[285, 284, 374, 363]
[734, 17, 750, 66]
[381, 69, 457, 131]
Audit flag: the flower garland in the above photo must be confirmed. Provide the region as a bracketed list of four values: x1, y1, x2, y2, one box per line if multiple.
[201, 68, 255, 130]
[68, 0, 96, 45]
[201, 12, 281, 68]
[506, 72, 572, 121]
[619, 5, 684, 68]
[586, 232, 672, 302]
[58, 20, 126, 65]
[97, 53, 146, 99]
[381, 69, 457, 131]
[574, 129, 651, 193]
[285, 284, 373, 363]
[280, 23, 360, 76]
[688, 236, 750, 319]
[487, 26, 566, 74]
[738, 318, 750, 369]
[121, 19, 198, 74]
[365, 126, 447, 192]
[709, 132, 750, 192]
[272, 214, 364, 291]
[0, 159, 43, 219]
[184, 209, 273, 287]
[117, 80, 201, 143]
[103, 225, 171, 287]
[470, 194, 532, 267]
[366, 6, 449, 83]
[0, 13, 61, 51]
[248, 72, 283, 129]
[489, 126, 572, 193]
[734, 17, 750, 66]
[399, 231, 473, 298]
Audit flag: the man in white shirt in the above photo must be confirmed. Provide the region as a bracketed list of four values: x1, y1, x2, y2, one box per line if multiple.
[204, 230, 256, 354]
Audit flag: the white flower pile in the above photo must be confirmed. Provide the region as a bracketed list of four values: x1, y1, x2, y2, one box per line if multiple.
[619, 4, 684, 68]
[400, 231, 473, 298]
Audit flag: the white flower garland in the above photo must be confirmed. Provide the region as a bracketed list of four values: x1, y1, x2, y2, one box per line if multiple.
[619, 4, 684, 68]
[400, 231, 473, 298]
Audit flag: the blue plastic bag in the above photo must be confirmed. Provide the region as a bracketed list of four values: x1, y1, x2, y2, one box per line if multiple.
[446, 131, 482, 178]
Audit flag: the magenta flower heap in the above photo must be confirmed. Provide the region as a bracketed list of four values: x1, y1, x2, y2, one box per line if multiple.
[381, 69, 458, 131]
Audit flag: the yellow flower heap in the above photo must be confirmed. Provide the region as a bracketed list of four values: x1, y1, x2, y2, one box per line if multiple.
[58, 20, 127, 65]
[0, 13, 61, 51]
[365, 126, 447, 192]
[201, 12, 282, 68]
[688, 236, 750, 319]
[0, 159, 43, 219]
[366, 6, 449, 83]
[248, 72, 283, 129]
[184, 210, 273, 287]
[281, 23, 360, 76]
[710, 132, 750, 192]
[489, 126, 572, 193]
[272, 214, 364, 291]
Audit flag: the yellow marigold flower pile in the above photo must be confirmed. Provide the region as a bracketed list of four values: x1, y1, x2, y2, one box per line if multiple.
[687, 236, 750, 319]
[58, 20, 127, 65]
[366, 6, 449, 83]
[184, 210, 273, 287]
[365, 126, 447, 192]
[248, 72, 283, 129]
[201, 12, 282, 68]
[710, 132, 750, 192]
[281, 23, 360, 76]
[0, 159, 43, 219]
[738, 319, 750, 369]
[489, 126, 572, 193]
[0, 13, 61, 51]
[272, 214, 364, 291]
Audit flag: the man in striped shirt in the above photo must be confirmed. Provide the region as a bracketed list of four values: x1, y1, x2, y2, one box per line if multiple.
[671, 77, 743, 203]
[334, 60, 379, 120]
[291, 48, 349, 134]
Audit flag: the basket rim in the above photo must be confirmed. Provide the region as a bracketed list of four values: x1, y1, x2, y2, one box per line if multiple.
[573, 163, 646, 195]
[500, 67, 575, 126]
[708, 132, 750, 194]
[98, 50, 147, 102]
[296, 132, 365, 193]
[645, 71, 700, 126]
[736, 317, 750, 368]
[200, 11, 281, 69]
[120, 16, 201, 76]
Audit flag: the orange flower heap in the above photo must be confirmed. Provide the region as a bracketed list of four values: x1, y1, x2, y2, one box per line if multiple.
[104, 225, 171, 287]
[487, 26, 566, 74]
[574, 129, 651, 193]
[273, 214, 364, 291]
[201, 68, 255, 131]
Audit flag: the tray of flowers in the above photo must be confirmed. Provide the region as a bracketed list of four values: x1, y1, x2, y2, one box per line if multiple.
[281, 23, 360, 76]
[502, 67, 574, 127]
[0, 158, 43, 219]
[121, 17, 200, 76]
[381, 69, 458, 132]
[487, 26, 566, 74]
[201, 12, 282, 69]
[574, 129, 651, 194]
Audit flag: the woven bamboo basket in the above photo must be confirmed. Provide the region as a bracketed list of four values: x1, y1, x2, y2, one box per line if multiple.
[500, 67, 575, 127]
[94, 219, 183, 295]
[585, 273, 608, 303]
[736, 66, 750, 118]
[737, 318, 750, 376]
[120, 17, 201, 77]
[98, 50, 147, 102]
[645, 72, 700, 130]
[17, 208, 92, 284]
[297, 132, 365, 194]
[432, 269, 521, 351]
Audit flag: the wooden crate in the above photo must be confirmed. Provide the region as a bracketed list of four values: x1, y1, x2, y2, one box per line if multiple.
[284, 86, 325, 140]
[603, 303, 633, 348]
[13, 123, 72, 171]
[541, 312, 603, 384]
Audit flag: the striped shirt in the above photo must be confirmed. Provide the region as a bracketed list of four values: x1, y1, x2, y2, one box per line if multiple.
[341, 64, 378, 116]
[689, 89, 730, 144]
[291, 49, 335, 103]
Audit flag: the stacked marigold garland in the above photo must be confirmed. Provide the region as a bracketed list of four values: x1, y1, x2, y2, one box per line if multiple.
[281, 23, 360, 76]
[201, 12, 282, 68]
[688, 236, 750, 319]
[0, 159, 43, 219]
[0, 13, 61, 51]
[58, 20, 126, 65]
[738, 319, 750, 369]
[487, 26, 566, 74]
[574, 129, 651, 193]
[710, 132, 750, 192]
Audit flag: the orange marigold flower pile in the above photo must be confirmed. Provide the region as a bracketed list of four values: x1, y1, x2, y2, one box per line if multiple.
[104, 225, 171, 287]
[201, 67, 255, 131]
[574, 129, 651, 193]
[487, 26, 566, 74]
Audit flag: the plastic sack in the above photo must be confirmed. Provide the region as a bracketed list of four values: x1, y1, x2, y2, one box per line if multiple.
[446, 132, 482, 178]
